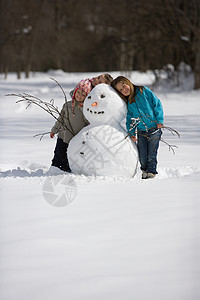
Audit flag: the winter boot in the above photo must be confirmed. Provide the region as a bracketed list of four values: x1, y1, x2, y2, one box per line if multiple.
[142, 170, 148, 179]
[146, 173, 156, 179]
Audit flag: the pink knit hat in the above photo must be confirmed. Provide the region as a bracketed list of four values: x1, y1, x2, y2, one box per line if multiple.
[72, 78, 92, 100]
[72, 78, 92, 116]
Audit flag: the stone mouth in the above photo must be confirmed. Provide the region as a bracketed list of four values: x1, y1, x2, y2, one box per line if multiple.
[87, 108, 104, 114]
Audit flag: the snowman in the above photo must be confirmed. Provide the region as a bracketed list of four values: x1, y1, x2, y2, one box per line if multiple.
[67, 84, 138, 177]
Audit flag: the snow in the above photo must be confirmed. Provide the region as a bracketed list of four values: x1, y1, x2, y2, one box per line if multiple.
[0, 70, 200, 300]
[83, 84, 127, 125]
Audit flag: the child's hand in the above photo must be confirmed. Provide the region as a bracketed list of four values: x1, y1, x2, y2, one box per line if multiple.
[157, 123, 163, 129]
[50, 132, 55, 138]
[131, 135, 137, 142]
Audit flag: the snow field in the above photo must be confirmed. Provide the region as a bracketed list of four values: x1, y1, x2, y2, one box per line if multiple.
[0, 71, 200, 300]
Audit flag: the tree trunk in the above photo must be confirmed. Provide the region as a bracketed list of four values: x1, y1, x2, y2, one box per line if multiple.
[120, 25, 127, 72]
[17, 69, 21, 79]
[4, 66, 8, 79]
[25, 0, 46, 77]
[194, 38, 200, 89]
[54, 0, 62, 70]
[25, 65, 31, 79]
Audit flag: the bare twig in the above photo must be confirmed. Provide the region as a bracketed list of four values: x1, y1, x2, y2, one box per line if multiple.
[160, 138, 178, 155]
[49, 77, 75, 136]
[5, 78, 76, 137]
[33, 132, 51, 141]
[162, 125, 180, 138]
[124, 114, 180, 154]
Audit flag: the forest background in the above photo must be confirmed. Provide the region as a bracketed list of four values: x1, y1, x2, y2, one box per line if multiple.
[0, 0, 200, 89]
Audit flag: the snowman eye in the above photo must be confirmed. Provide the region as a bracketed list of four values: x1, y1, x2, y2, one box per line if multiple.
[101, 94, 105, 98]
[88, 96, 91, 99]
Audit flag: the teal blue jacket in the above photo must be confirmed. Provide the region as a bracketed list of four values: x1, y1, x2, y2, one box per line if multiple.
[126, 86, 164, 135]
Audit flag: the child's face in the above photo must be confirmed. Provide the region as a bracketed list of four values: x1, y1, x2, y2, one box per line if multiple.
[75, 88, 87, 102]
[92, 74, 107, 86]
[115, 81, 131, 97]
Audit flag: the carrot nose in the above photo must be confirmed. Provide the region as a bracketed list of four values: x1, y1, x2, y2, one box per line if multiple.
[91, 102, 98, 107]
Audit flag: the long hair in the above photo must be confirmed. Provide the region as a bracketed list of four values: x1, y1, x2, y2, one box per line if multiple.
[111, 76, 143, 104]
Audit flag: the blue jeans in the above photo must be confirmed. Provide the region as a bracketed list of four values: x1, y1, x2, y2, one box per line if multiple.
[137, 128, 162, 174]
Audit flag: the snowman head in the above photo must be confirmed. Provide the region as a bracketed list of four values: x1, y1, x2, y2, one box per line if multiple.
[83, 84, 127, 125]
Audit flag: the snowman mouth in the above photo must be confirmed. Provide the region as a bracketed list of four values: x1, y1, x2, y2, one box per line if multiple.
[87, 108, 104, 114]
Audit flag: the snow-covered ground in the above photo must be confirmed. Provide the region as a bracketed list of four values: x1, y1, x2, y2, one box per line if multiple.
[0, 70, 200, 300]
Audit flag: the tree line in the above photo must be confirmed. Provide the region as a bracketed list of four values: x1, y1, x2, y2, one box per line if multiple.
[0, 0, 200, 89]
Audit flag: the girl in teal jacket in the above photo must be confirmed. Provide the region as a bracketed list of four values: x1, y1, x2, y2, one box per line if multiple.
[111, 76, 164, 179]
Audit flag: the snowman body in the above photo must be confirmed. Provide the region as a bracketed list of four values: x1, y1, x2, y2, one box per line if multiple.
[67, 84, 138, 177]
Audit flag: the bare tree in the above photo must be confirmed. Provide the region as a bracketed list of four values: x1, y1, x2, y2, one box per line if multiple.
[1, 0, 199, 88]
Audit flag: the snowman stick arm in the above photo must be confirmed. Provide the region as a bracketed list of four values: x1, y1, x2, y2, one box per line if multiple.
[8, 90, 76, 137]
[50, 77, 76, 136]
[51, 106, 76, 136]
[33, 131, 51, 140]
[125, 118, 140, 139]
